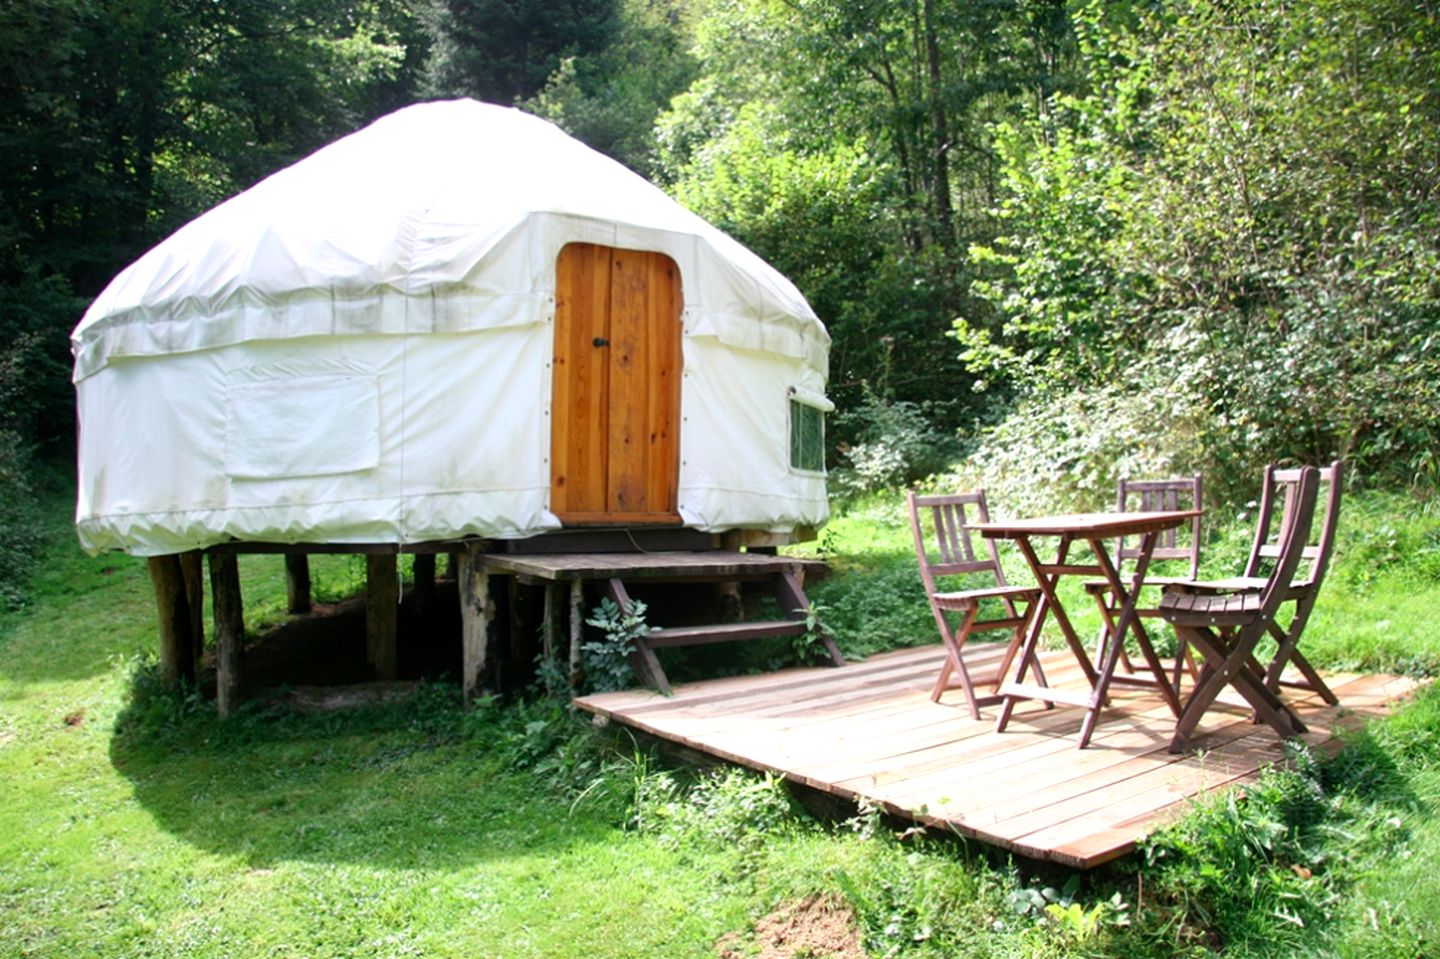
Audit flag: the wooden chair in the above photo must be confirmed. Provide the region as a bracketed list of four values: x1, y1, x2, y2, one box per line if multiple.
[1169, 461, 1343, 705]
[1082, 475, 1204, 686]
[1159, 466, 1321, 751]
[907, 490, 1041, 719]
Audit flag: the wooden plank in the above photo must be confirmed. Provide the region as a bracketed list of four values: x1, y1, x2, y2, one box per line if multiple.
[599, 647, 949, 719]
[480, 551, 825, 581]
[647, 620, 804, 649]
[644, 250, 682, 516]
[366, 554, 398, 680]
[577, 644, 943, 717]
[552, 242, 611, 518]
[576, 641, 1423, 867]
[208, 552, 244, 718]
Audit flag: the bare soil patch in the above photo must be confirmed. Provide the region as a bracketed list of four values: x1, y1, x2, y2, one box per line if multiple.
[717, 895, 867, 959]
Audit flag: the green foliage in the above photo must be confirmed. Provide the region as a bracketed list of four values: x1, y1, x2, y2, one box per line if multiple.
[951, 363, 1208, 515]
[790, 601, 837, 666]
[583, 597, 648, 692]
[523, 0, 697, 177]
[967, 0, 1440, 497]
[4, 485, 1440, 958]
[831, 388, 961, 495]
[424, 0, 620, 103]
[656, 0, 1074, 430]
[1124, 695, 1440, 958]
[632, 767, 802, 851]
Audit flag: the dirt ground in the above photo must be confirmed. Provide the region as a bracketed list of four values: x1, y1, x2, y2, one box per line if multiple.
[717, 895, 867, 959]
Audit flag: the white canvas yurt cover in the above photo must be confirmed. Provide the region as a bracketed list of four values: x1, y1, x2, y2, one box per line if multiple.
[73, 100, 831, 556]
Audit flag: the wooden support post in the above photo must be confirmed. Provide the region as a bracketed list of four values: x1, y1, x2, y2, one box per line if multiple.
[568, 579, 584, 692]
[366, 553, 398, 680]
[506, 576, 525, 693]
[446, 550, 463, 580]
[775, 568, 844, 667]
[208, 552, 245, 718]
[148, 554, 196, 686]
[457, 546, 496, 706]
[605, 578, 669, 694]
[285, 554, 312, 615]
[412, 553, 436, 616]
[179, 551, 204, 677]
[541, 583, 561, 661]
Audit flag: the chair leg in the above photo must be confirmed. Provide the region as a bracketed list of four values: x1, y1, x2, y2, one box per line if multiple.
[1168, 626, 1231, 752]
[1227, 663, 1308, 738]
[1264, 613, 1338, 705]
[932, 605, 986, 720]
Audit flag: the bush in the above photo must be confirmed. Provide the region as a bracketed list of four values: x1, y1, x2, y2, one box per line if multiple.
[831, 390, 962, 498]
[951, 366, 1207, 516]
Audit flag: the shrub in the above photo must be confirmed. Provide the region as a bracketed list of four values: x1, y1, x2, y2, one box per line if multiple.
[831, 389, 961, 498]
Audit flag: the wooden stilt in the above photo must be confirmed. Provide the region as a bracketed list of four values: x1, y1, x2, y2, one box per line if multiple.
[148, 554, 196, 685]
[506, 576, 525, 692]
[178, 551, 205, 677]
[457, 546, 496, 706]
[208, 552, 245, 718]
[285, 554, 312, 615]
[541, 583, 561, 661]
[412, 553, 436, 615]
[366, 553, 398, 680]
[568, 579, 584, 692]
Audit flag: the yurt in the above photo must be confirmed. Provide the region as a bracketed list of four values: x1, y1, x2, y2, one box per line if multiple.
[73, 100, 836, 707]
[73, 99, 832, 557]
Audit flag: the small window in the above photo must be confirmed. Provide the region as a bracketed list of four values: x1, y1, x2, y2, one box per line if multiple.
[788, 387, 832, 474]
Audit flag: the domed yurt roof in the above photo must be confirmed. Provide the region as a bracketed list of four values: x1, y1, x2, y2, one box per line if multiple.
[73, 99, 827, 380]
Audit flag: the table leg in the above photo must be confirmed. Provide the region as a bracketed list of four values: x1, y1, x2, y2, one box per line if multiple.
[996, 534, 1089, 733]
[1079, 532, 1182, 748]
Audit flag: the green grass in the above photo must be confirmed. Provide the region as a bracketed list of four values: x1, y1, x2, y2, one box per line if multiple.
[1, 483, 1438, 957]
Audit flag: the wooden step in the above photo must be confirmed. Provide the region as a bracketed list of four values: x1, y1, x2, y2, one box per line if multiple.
[646, 620, 804, 649]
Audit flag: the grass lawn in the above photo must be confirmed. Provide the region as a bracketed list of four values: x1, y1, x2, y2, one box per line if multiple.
[1, 484, 1437, 957]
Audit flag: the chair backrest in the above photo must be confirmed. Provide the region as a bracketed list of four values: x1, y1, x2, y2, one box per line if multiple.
[1253, 466, 1321, 621]
[1241, 460, 1343, 591]
[906, 490, 1008, 596]
[1114, 475, 1204, 578]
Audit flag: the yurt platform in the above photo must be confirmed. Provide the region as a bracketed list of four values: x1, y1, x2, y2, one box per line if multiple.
[574, 643, 1420, 869]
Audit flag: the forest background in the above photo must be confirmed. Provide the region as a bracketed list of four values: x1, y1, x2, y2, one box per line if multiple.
[3, 0, 1438, 607]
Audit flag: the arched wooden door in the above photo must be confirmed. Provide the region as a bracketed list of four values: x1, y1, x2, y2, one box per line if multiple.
[550, 243, 683, 524]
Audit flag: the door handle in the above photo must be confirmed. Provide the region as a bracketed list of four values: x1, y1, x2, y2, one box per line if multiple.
[593, 337, 609, 347]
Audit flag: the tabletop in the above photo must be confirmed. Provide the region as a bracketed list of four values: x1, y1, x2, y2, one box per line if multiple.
[973, 509, 1203, 541]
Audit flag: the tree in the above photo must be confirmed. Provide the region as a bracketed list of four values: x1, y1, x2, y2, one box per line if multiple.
[965, 0, 1440, 494]
[654, 0, 1078, 441]
[523, 0, 698, 176]
[0, 0, 428, 460]
[424, 0, 621, 103]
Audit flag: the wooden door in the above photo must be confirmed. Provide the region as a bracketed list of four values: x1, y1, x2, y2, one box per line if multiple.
[550, 243, 683, 524]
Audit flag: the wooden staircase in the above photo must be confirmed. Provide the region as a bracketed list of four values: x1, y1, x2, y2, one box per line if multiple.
[605, 565, 844, 694]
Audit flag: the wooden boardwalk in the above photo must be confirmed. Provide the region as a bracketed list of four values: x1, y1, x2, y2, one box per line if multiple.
[575, 644, 1419, 868]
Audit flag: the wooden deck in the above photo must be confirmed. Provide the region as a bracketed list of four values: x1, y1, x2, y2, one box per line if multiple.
[574, 644, 1420, 868]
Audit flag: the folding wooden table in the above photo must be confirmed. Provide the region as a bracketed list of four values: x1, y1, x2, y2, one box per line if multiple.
[974, 511, 1200, 747]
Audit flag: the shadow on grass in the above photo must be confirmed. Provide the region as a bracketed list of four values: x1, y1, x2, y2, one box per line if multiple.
[107, 619, 626, 871]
